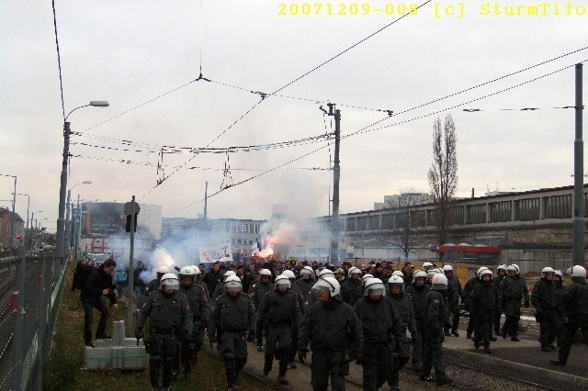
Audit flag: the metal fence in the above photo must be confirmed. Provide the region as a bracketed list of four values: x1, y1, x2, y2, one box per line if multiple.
[0, 251, 65, 391]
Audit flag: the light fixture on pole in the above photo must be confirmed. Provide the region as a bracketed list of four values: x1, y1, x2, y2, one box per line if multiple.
[56, 102, 108, 271]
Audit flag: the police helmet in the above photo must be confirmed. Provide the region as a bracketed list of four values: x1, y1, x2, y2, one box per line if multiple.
[567, 265, 587, 278]
[312, 276, 340, 297]
[427, 269, 438, 279]
[387, 275, 405, 292]
[507, 264, 520, 275]
[442, 265, 453, 272]
[392, 271, 404, 277]
[179, 266, 195, 279]
[413, 270, 427, 283]
[497, 264, 508, 273]
[362, 273, 373, 283]
[191, 265, 201, 275]
[223, 270, 237, 281]
[364, 278, 386, 297]
[259, 269, 272, 277]
[422, 261, 434, 271]
[300, 266, 314, 277]
[348, 267, 362, 277]
[318, 269, 334, 278]
[541, 266, 556, 279]
[479, 269, 493, 280]
[476, 266, 489, 278]
[275, 275, 292, 290]
[282, 270, 296, 280]
[554, 269, 563, 279]
[160, 273, 179, 290]
[431, 273, 448, 291]
[224, 275, 243, 292]
[157, 265, 170, 275]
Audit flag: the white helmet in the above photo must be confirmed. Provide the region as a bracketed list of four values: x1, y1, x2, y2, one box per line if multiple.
[319, 269, 334, 278]
[312, 276, 340, 297]
[223, 270, 237, 280]
[442, 265, 453, 272]
[364, 278, 386, 297]
[300, 266, 314, 277]
[157, 265, 170, 275]
[160, 273, 179, 290]
[431, 273, 448, 290]
[362, 273, 373, 283]
[191, 265, 201, 275]
[348, 267, 362, 277]
[422, 262, 434, 271]
[275, 274, 292, 290]
[392, 271, 404, 277]
[387, 275, 405, 292]
[413, 270, 427, 282]
[259, 269, 272, 277]
[541, 267, 555, 279]
[427, 269, 438, 279]
[224, 275, 243, 292]
[554, 270, 563, 279]
[507, 264, 520, 275]
[497, 264, 508, 273]
[179, 266, 195, 278]
[282, 270, 296, 280]
[567, 265, 587, 278]
[479, 269, 493, 280]
[476, 266, 489, 278]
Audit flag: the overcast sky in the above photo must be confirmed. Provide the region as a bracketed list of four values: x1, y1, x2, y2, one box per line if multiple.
[1, 1, 587, 230]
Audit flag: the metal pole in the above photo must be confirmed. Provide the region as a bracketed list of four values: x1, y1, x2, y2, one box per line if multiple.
[65, 189, 72, 259]
[573, 63, 585, 265]
[330, 107, 341, 267]
[127, 196, 136, 335]
[56, 122, 71, 280]
[36, 252, 47, 391]
[10, 176, 17, 253]
[74, 195, 80, 260]
[12, 245, 26, 391]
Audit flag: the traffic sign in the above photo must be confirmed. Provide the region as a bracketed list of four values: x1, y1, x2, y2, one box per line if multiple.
[124, 201, 140, 215]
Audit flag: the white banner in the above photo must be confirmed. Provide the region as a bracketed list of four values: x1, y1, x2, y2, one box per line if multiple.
[198, 244, 233, 263]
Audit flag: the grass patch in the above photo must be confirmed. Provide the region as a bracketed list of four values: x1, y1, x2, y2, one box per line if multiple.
[43, 266, 274, 391]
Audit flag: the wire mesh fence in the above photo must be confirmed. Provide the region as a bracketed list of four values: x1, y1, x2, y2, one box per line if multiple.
[0, 251, 65, 391]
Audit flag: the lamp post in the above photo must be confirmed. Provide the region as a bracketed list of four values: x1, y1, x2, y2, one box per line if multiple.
[66, 181, 92, 260]
[1, 174, 17, 253]
[56, 101, 108, 274]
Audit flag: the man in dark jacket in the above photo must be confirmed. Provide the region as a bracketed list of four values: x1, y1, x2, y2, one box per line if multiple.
[81, 258, 118, 347]
[299, 276, 363, 391]
[341, 267, 363, 307]
[133, 260, 148, 310]
[492, 265, 508, 336]
[443, 265, 462, 337]
[405, 270, 429, 371]
[203, 261, 224, 296]
[467, 269, 496, 353]
[499, 264, 529, 341]
[463, 268, 485, 339]
[532, 267, 558, 351]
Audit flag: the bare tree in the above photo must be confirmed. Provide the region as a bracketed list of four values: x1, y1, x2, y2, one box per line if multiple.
[427, 115, 458, 252]
[390, 191, 423, 260]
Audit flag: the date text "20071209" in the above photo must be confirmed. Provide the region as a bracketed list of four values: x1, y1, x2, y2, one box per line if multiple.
[278, 3, 420, 16]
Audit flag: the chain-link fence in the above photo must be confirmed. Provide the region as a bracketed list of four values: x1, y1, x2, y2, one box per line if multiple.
[0, 251, 64, 391]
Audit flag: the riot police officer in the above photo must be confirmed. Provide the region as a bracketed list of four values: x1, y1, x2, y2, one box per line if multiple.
[551, 265, 588, 366]
[304, 269, 335, 310]
[295, 266, 316, 303]
[250, 268, 274, 351]
[493, 265, 508, 336]
[442, 265, 462, 337]
[405, 270, 430, 371]
[257, 274, 301, 385]
[421, 273, 452, 386]
[298, 276, 363, 391]
[282, 270, 304, 368]
[341, 267, 363, 306]
[208, 275, 256, 391]
[178, 266, 209, 377]
[355, 277, 406, 391]
[387, 275, 416, 382]
[531, 266, 558, 351]
[467, 269, 495, 353]
[463, 267, 487, 339]
[135, 273, 193, 391]
[553, 270, 565, 346]
[499, 264, 529, 341]
[212, 270, 237, 301]
[144, 265, 171, 297]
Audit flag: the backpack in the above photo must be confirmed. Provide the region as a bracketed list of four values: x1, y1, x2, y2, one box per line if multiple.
[72, 261, 95, 291]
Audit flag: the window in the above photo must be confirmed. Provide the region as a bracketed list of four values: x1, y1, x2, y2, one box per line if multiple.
[357, 216, 367, 231]
[369, 215, 380, 230]
[489, 201, 511, 222]
[346, 217, 356, 231]
[515, 197, 540, 221]
[226, 223, 231, 232]
[413, 210, 426, 227]
[466, 204, 486, 224]
[544, 195, 572, 219]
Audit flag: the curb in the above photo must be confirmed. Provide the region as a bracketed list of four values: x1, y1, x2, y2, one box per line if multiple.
[445, 345, 588, 389]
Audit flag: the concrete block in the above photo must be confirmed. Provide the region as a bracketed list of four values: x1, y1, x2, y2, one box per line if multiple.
[122, 338, 142, 347]
[112, 346, 124, 369]
[122, 346, 149, 369]
[85, 346, 112, 370]
[113, 320, 126, 345]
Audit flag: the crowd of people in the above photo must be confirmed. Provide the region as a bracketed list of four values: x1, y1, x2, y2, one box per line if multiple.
[78, 257, 588, 391]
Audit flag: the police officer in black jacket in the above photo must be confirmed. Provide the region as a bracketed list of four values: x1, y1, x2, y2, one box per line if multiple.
[341, 267, 364, 307]
[208, 275, 256, 391]
[421, 273, 452, 386]
[135, 273, 193, 391]
[298, 276, 363, 391]
[467, 269, 496, 353]
[81, 258, 118, 347]
[532, 266, 558, 352]
[405, 270, 429, 371]
[257, 274, 301, 385]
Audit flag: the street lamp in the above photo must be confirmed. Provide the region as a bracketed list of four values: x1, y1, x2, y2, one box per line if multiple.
[68, 181, 92, 261]
[1, 174, 17, 253]
[56, 101, 108, 270]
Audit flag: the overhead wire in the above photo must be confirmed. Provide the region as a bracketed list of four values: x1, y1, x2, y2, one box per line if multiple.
[51, 0, 66, 121]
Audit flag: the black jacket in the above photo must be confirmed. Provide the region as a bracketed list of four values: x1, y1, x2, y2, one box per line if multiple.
[82, 265, 116, 304]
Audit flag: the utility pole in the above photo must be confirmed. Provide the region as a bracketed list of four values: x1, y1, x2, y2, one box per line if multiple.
[126, 196, 138, 335]
[573, 63, 585, 265]
[327, 104, 341, 266]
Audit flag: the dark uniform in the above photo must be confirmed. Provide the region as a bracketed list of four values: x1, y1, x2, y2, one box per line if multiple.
[250, 279, 274, 348]
[81, 264, 117, 345]
[356, 295, 406, 391]
[492, 272, 506, 335]
[257, 287, 301, 382]
[444, 274, 462, 336]
[531, 277, 558, 350]
[552, 271, 588, 365]
[387, 290, 416, 372]
[499, 275, 529, 340]
[405, 282, 430, 370]
[288, 282, 305, 366]
[462, 276, 479, 338]
[299, 297, 363, 391]
[178, 282, 209, 375]
[554, 276, 566, 346]
[421, 289, 451, 385]
[295, 277, 315, 302]
[341, 278, 364, 307]
[208, 292, 256, 390]
[467, 278, 496, 351]
[212, 282, 226, 302]
[136, 289, 193, 390]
